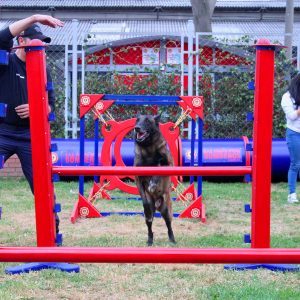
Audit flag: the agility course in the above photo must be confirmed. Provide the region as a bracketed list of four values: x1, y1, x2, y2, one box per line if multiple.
[0, 37, 299, 277]
[69, 92, 206, 223]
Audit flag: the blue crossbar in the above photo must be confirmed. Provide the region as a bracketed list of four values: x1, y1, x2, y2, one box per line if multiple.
[103, 94, 181, 101]
[100, 212, 180, 218]
[110, 196, 177, 201]
[109, 100, 179, 105]
[102, 94, 181, 105]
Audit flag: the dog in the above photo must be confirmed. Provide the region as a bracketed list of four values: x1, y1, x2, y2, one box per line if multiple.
[134, 114, 176, 246]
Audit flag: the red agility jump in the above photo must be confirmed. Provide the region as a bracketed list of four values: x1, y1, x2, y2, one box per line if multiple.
[0, 248, 299, 264]
[52, 166, 252, 177]
[3, 38, 298, 267]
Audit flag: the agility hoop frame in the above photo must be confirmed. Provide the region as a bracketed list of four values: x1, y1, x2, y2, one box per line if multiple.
[3, 39, 299, 268]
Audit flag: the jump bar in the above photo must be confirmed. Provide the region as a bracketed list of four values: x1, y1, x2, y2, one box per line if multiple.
[0, 247, 299, 264]
[102, 94, 181, 101]
[52, 166, 252, 177]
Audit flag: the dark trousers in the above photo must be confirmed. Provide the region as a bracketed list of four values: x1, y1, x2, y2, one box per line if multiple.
[0, 124, 34, 191]
[0, 123, 60, 234]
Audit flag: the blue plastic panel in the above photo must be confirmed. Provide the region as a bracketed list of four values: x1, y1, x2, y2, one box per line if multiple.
[0, 155, 4, 169]
[46, 82, 54, 91]
[0, 103, 7, 117]
[244, 233, 251, 243]
[48, 112, 56, 122]
[0, 50, 9, 65]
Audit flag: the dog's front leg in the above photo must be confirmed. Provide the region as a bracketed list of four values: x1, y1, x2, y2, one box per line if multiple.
[160, 195, 176, 244]
[143, 198, 155, 246]
[136, 177, 155, 246]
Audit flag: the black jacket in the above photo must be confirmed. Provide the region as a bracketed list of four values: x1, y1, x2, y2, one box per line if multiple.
[0, 26, 55, 127]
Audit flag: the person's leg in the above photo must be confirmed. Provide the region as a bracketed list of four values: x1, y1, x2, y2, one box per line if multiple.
[16, 129, 61, 239]
[15, 133, 34, 193]
[0, 125, 18, 171]
[286, 129, 300, 198]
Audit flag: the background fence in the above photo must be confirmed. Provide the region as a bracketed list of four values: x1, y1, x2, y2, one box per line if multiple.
[45, 20, 298, 140]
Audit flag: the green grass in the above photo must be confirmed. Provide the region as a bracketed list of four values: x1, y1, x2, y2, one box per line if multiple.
[0, 177, 299, 299]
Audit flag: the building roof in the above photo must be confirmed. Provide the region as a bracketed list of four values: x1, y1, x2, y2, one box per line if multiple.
[1, 19, 298, 46]
[1, 0, 300, 9]
[1, 1, 299, 46]
[217, 0, 300, 8]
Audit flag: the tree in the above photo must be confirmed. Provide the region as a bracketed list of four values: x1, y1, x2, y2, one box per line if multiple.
[190, 0, 217, 32]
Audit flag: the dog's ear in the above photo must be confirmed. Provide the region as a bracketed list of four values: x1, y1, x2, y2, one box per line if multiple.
[135, 113, 141, 124]
[154, 113, 161, 125]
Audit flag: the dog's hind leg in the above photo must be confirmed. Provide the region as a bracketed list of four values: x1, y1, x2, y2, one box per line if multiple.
[160, 203, 176, 244]
[143, 201, 155, 246]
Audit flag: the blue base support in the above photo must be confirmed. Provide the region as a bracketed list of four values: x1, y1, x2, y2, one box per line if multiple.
[224, 264, 300, 272]
[5, 262, 80, 275]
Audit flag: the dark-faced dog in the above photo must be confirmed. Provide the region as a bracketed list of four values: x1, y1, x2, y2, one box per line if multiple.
[134, 114, 176, 246]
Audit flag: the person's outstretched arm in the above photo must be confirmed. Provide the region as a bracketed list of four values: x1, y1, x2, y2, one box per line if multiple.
[9, 14, 64, 37]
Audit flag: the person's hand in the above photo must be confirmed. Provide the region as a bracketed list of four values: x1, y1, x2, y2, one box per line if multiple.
[33, 15, 64, 28]
[15, 104, 30, 119]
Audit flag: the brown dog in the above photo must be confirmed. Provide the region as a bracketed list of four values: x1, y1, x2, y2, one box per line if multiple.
[134, 114, 175, 246]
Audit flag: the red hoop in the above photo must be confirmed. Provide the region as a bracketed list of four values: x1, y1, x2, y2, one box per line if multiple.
[100, 118, 181, 194]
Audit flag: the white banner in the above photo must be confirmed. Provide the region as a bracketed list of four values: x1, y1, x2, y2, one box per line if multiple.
[167, 48, 181, 65]
[142, 48, 159, 65]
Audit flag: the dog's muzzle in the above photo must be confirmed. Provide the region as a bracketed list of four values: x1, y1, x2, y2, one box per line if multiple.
[135, 127, 149, 142]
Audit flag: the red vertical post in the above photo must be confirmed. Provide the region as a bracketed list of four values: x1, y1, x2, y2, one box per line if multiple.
[251, 40, 276, 248]
[25, 40, 56, 247]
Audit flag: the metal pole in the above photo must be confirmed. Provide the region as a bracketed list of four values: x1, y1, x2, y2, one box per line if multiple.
[297, 41, 300, 71]
[195, 32, 199, 96]
[180, 34, 184, 96]
[187, 19, 194, 96]
[72, 19, 79, 138]
[187, 20, 196, 185]
[81, 49, 85, 95]
[64, 43, 69, 138]
[197, 117, 203, 196]
[284, 0, 294, 61]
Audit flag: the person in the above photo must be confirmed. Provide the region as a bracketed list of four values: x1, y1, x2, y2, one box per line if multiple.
[281, 73, 300, 203]
[0, 15, 64, 232]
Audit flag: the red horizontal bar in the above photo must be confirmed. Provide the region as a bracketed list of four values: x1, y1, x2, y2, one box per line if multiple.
[0, 247, 299, 264]
[52, 166, 252, 177]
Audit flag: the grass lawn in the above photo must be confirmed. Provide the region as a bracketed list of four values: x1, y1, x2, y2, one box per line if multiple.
[0, 177, 299, 300]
